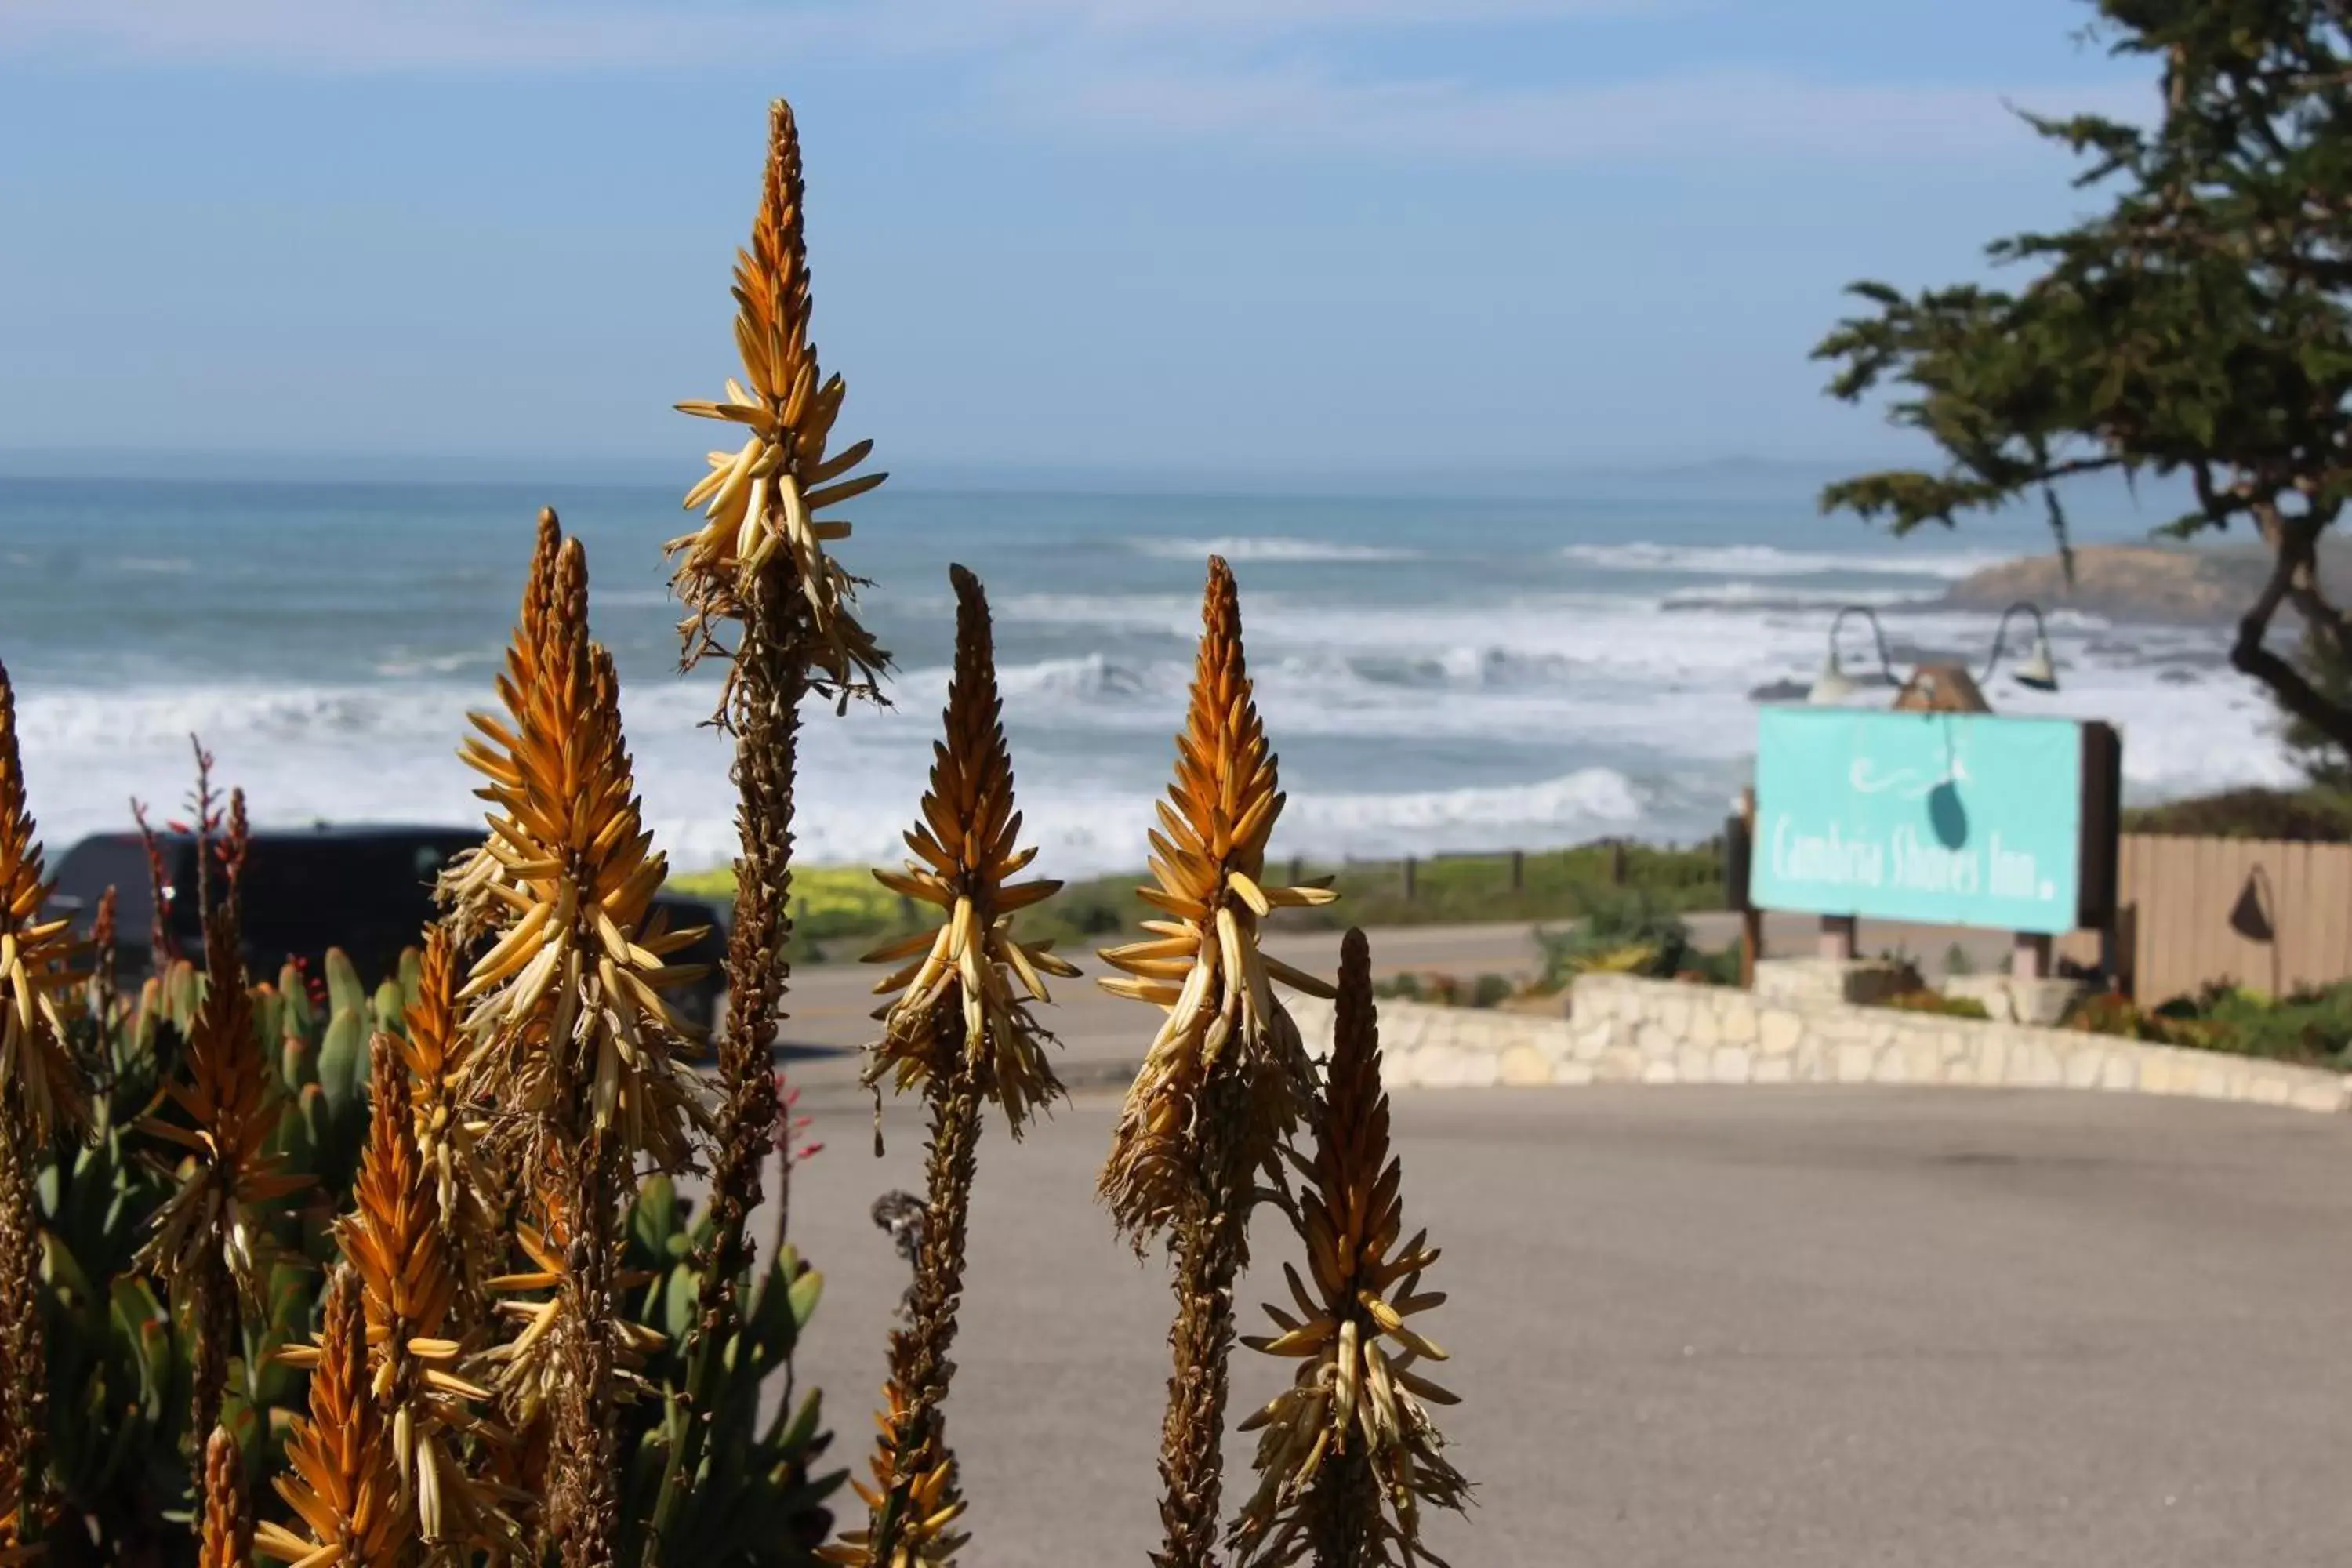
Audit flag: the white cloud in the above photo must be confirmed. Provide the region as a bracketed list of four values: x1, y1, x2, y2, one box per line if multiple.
[1019, 64, 2154, 162]
[0, 0, 805, 70]
[2, 0, 2143, 167]
[0, 0, 1661, 69]
[940, 0, 1663, 33]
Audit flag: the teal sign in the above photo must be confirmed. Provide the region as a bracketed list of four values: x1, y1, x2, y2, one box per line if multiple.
[1752, 708, 2114, 935]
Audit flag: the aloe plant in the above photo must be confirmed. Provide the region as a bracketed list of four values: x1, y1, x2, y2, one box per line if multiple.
[618, 1174, 843, 1566]
[34, 949, 380, 1564]
[32, 942, 841, 1566]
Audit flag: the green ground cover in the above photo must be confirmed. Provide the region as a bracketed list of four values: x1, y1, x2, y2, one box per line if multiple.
[671, 840, 1729, 965]
[2063, 982, 2352, 1070]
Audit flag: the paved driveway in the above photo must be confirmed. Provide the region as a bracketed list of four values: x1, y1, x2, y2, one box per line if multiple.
[752, 1083, 2352, 1566]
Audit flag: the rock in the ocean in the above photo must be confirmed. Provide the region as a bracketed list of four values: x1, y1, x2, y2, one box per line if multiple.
[1938, 541, 2352, 625]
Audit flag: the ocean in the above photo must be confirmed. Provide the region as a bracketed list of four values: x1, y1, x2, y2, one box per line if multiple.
[0, 474, 2299, 880]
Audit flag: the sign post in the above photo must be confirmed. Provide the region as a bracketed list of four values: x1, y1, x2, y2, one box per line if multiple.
[1751, 708, 2120, 945]
[1820, 915, 1857, 961]
[1726, 789, 1761, 987]
[2013, 932, 2054, 980]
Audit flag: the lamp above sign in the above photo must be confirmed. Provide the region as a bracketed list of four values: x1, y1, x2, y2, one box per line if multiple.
[1751, 708, 2120, 935]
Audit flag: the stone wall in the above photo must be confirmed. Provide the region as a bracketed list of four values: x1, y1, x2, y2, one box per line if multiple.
[1287, 967, 2352, 1115]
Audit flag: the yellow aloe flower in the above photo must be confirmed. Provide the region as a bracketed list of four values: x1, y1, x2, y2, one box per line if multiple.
[863, 563, 1076, 1132]
[670, 98, 887, 694]
[848, 564, 1073, 1566]
[1096, 555, 1341, 1567]
[455, 509, 713, 1174]
[0, 660, 89, 1144]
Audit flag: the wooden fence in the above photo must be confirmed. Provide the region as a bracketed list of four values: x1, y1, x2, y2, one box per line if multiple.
[2061, 834, 2352, 1004]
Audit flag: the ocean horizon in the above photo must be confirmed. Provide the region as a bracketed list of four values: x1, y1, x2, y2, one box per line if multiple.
[0, 471, 2296, 881]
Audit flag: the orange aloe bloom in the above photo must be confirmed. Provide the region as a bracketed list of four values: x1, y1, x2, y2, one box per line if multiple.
[0, 1509, 34, 1568]
[1097, 557, 1338, 1240]
[198, 1428, 252, 1568]
[454, 510, 712, 1174]
[396, 927, 501, 1290]
[280, 1032, 511, 1554]
[815, 1384, 969, 1568]
[255, 1269, 406, 1568]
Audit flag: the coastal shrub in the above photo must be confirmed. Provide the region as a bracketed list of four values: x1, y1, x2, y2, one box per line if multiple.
[2060, 982, 2352, 1069]
[673, 863, 903, 935]
[1883, 989, 1992, 1021]
[2063, 989, 2161, 1041]
[1676, 946, 1745, 989]
[1374, 968, 1580, 1007]
[2180, 983, 2352, 1067]
[1537, 888, 1702, 986]
[2120, 786, 2352, 843]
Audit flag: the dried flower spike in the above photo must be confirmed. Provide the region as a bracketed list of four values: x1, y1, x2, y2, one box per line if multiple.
[670, 98, 887, 693]
[865, 564, 1076, 1129]
[1098, 554, 1338, 1240]
[480, 1216, 663, 1437]
[0, 662, 87, 1566]
[837, 565, 1072, 1566]
[138, 792, 302, 1301]
[138, 907, 306, 1298]
[1233, 929, 1470, 1567]
[0, 1164, 42, 1568]
[455, 509, 713, 1176]
[137, 789, 306, 1445]
[256, 1269, 406, 1567]
[0, 1189, 36, 1567]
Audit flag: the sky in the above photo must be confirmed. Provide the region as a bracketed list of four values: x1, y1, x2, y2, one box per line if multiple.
[0, 0, 2164, 485]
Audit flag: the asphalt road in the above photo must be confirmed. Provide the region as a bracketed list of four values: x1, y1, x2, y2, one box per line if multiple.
[748, 1078, 2352, 1567]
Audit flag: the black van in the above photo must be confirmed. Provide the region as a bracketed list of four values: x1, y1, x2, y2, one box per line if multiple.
[46, 823, 729, 1031]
